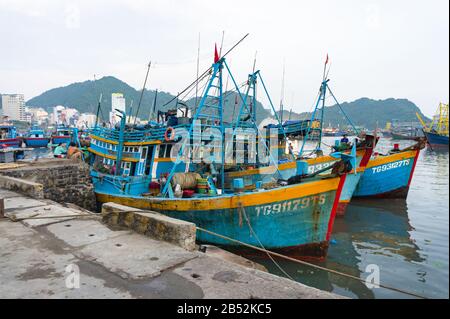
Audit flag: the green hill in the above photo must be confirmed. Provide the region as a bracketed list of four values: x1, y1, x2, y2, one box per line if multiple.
[26, 76, 428, 129]
[278, 98, 430, 130]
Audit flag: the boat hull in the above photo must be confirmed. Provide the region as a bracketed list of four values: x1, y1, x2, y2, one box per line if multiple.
[24, 137, 50, 148]
[424, 131, 449, 147]
[353, 150, 420, 199]
[391, 132, 420, 140]
[224, 148, 373, 216]
[51, 136, 71, 145]
[0, 138, 21, 148]
[94, 176, 346, 260]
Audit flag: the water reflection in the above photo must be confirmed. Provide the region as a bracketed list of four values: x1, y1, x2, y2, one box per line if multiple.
[257, 197, 425, 299]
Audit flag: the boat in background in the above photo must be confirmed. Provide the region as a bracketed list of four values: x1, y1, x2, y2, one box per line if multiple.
[417, 103, 449, 148]
[0, 117, 21, 148]
[353, 139, 426, 198]
[391, 131, 422, 140]
[322, 126, 347, 137]
[389, 119, 424, 140]
[51, 124, 73, 145]
[23, 124, 50, 148]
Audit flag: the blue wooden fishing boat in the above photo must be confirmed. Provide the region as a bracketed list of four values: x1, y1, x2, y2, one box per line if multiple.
[424, 131, 449, 146]
[417, 103, 449, 148]
[23, 124, 50, 148]
[223, 58, 376, 216]
[51, 124, 73, 145]
[88, 47, 354, 260]
[0, 121, 20, 148]
[353, 141, 425, 198]
[221, 56, 426, 208]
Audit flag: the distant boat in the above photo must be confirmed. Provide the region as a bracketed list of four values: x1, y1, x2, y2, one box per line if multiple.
[51, 124, 73, 145]
[417, 103, 449, 147]
[322, 127, 346, 137]
[23, 125, 50, 148]
[391, 131, 422, 140]
[0, 122, 21, 148]
[423, 130, 449, 146]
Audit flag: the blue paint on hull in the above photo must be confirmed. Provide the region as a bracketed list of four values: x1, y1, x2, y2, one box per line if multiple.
[340, 173, 362, 202]
[24, 138, 50, 148]
[354, 156, 416, 198]
[96, 188, 338, 252]
[52, 137, 71, 145]
[0, 139, 20, 148]
[424, 131, 449, 146]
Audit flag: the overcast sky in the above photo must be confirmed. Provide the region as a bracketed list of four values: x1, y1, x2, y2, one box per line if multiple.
[0, 0, 448, 117]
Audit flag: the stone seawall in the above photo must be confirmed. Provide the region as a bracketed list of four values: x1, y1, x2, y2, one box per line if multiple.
[0, 159, 96, 211]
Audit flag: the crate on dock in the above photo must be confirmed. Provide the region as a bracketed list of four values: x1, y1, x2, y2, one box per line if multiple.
[0, 151, 14, 163]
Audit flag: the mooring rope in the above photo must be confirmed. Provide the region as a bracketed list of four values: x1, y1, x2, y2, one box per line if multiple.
[238, 203, 295, 281]
[195, 226, 428, 299]
[6, 209, 428, 298]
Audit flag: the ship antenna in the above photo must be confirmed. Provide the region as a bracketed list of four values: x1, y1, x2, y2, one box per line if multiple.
[280, 59, 286, 123]
[163, 33, 250, 107]
[134, 61, 152, 125]
[195, 32, 201, 108]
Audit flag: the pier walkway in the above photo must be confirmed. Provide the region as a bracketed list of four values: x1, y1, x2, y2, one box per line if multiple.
[0, 187, 343, 299]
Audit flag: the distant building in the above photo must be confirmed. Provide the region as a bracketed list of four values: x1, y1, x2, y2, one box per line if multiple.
[25, 107, 49, 124]
[51, 105, 79, 125]
[110, 93, 126, 125]
[1, 94, 26, 121]
[77, 113, 97, 129]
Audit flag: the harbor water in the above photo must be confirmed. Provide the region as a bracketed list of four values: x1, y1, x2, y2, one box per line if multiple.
[26, 137, 449, 299]
[256, 137, 449, 299]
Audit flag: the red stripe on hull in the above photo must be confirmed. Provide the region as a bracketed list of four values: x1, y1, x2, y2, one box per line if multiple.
[24, 137, 48, 141]
[336, 202, 349, 217]
[326, 174, 347, 241]
[407, 150, 420, 188]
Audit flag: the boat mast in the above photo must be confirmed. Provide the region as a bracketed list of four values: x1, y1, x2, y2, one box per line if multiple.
[94, 93, 103, 128]
[115, 109, 127, 175]
[134, 61, 152, 125]
[279, 59, 285, 124]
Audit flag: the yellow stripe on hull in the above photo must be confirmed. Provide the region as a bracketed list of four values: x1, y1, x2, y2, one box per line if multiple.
[225, 150, 366, 178]
[96, 177, 341, 211]
[366, 150, 417, 168]
[90, 134, 161, 146]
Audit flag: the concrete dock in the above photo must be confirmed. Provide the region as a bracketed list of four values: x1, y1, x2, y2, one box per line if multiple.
[0, 178, 343, 298]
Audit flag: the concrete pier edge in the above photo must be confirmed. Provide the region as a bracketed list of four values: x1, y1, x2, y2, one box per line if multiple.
[0, 160, 345, 299]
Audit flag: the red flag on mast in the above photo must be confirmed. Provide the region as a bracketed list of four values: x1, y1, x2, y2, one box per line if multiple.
[214, 44, 220, 63]
[325, 54, 329, 65]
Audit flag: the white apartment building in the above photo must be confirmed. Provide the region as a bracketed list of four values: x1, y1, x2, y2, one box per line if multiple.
[1, 94, 26, 121]
[109, 93, 126, 125]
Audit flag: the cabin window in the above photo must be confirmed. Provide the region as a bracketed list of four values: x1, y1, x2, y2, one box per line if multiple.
[121, 162, 131, 176]
[134, 147, 139, 153]
[141, 147, 147, 159]
[158, 145, 165, 158]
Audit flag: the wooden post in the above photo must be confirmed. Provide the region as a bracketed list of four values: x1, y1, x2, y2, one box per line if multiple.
[0, 198, 4, 218]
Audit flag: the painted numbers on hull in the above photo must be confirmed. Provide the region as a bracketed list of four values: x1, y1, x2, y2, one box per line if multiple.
[371, 159, 411, 174]
[308, 161, 337, 174]
[255, 194, 327, 217]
